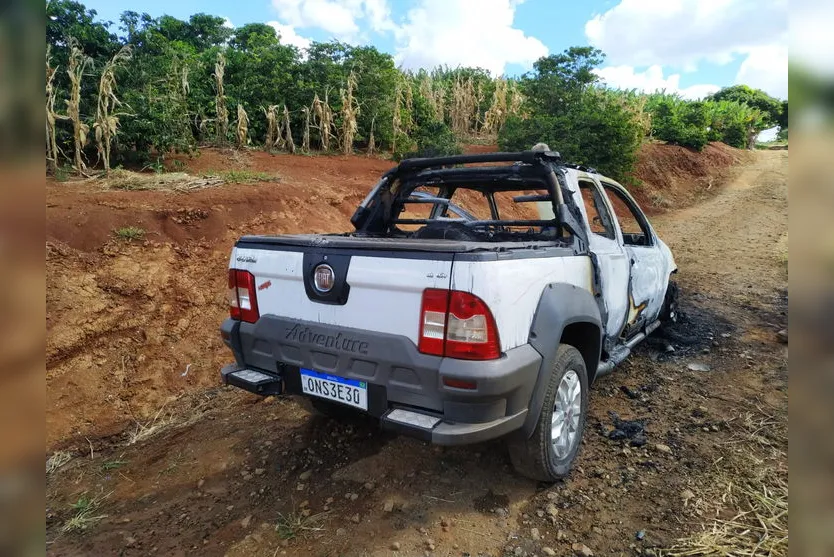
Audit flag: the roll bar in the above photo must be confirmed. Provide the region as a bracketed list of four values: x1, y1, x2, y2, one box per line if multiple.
[396, 150, 562, 172]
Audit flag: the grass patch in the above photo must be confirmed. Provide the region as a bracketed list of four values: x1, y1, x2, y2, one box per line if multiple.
[54, 166, 71, 182]
[664, 464, 787, 556]
[100, 459, 127, 472]
[103, 169, 224, 191]
[664, 406, 787, 557]
[99, 168, 277, 191]
[275, 509, 329, 540]
[127, 403, 174, 445]
[61, 492, 110, 534]
[46, 451, 73, 474]
[755, 140, 788, 150]
[113, 226, 145, 241]
[202, 169, 280, 183]
[141, 158, 165, 174]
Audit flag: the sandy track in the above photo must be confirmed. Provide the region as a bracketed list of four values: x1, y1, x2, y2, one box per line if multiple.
[45, 151, 787, 557]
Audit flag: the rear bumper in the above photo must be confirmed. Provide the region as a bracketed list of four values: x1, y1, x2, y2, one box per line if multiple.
[220, 316, 542, 444]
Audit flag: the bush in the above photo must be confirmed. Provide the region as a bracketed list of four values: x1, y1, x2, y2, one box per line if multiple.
[646, 94, 709, 150]
[395, 120, 462, 160]
[499, 87, 643, 182]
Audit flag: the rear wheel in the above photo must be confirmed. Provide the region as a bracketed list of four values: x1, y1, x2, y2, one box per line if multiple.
[507, 344, 589, 481]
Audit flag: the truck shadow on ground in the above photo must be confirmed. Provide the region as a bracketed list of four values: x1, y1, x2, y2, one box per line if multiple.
[46, 391, 540, 556]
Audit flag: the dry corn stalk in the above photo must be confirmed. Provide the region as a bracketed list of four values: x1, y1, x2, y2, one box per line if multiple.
[94, 45, 132, 174]
[403, 79, 414, 133]
[367, 116, 376, 155]
[311, 92, 334, 151]
[340, 71, 360, 155]
[46, 45, 66, 175]
[392, 80, 403, 154]
[433, 83, 446, 123]
[181, 65, 190, 96]
[235, 104, 249, 147]
[419, 74, 439, 121]
[263, 105, 278, 150]
[483, 78, 508, 134]
[282, 104, 295, 154]
[213, 52, 228, 144]
[301, 106, 311, 152]
[507, 81, 524, 117]
[275, 116, 285, 149]
[450, 75, 477, 136]
[474, 81, 485, 133]
[65, 39, 92, 175]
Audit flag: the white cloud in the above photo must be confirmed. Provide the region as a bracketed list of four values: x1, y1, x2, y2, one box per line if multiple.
[272, 0, 359, 37]
[585, 0, 787, 68]
[734, 45, 788, 99]
[271, 0, 396, 40]
[393, 0, 548, 75]
[266, 21, 313, 50]
[585, 0, 787, 99]
[362, 0, 396, 32]
[221, 17, 234, 29]
[593, 65, 720, 99]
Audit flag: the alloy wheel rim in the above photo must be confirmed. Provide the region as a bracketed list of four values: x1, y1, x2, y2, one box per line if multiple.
[551, 369, 582, 459]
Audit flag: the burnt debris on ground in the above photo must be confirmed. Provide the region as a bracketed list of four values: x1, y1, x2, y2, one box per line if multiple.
[599, 411, 649, 447]
[639, 291, 734, 362]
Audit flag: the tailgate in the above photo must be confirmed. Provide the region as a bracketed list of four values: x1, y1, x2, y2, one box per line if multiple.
[231, 243, 453, 346]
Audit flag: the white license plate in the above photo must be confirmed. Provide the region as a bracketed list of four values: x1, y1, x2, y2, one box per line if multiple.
[300, 368, 368, 410]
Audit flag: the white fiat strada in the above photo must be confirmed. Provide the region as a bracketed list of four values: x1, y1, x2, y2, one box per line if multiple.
[220, 150, 677, 481]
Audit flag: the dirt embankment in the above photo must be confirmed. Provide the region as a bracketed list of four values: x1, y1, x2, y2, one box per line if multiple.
[631, 141, 751, 214]
[45, 142, 746, 449]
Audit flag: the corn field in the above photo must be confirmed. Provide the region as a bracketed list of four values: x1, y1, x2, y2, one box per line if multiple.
[45, 7, 783, 176]
[45, 31, 532, 175]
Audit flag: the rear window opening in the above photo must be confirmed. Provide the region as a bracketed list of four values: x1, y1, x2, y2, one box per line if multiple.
[389, 181, 563, 243]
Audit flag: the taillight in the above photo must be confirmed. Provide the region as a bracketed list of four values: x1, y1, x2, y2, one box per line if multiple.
[418, 289, 449, 356]
[445, 291, 501, 359]
[418, 289, 500, 360]
[227, 270, 241, 319]
[227, 269, 260, 323]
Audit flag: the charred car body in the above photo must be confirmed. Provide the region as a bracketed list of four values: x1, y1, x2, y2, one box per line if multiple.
[220, 150, 677, 480]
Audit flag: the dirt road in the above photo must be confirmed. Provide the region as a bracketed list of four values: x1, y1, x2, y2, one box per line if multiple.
[45, 150, 787, 557]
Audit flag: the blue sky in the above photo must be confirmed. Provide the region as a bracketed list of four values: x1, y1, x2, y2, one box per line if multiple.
[81, 0, 788, 99]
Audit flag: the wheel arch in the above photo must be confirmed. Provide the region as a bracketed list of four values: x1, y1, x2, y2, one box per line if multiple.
[520, 283, 602, 438]
[559, 321, 603, 384]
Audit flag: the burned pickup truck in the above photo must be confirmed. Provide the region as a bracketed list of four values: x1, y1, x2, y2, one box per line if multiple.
[220, 150, 677, 480]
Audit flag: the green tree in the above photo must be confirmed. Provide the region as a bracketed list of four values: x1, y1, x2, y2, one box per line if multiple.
[500, 47, 642, 181]
[707, 85, 783, 129]
[521, 47, 604, 115]
[230, 23, 279, 51]
[776, 99, 788, 131]
[47, 0, 118, 58]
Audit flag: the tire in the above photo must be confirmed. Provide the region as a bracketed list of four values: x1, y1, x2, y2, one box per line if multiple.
[507, 344, 589, 482]
[659, 279, 679, 325]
